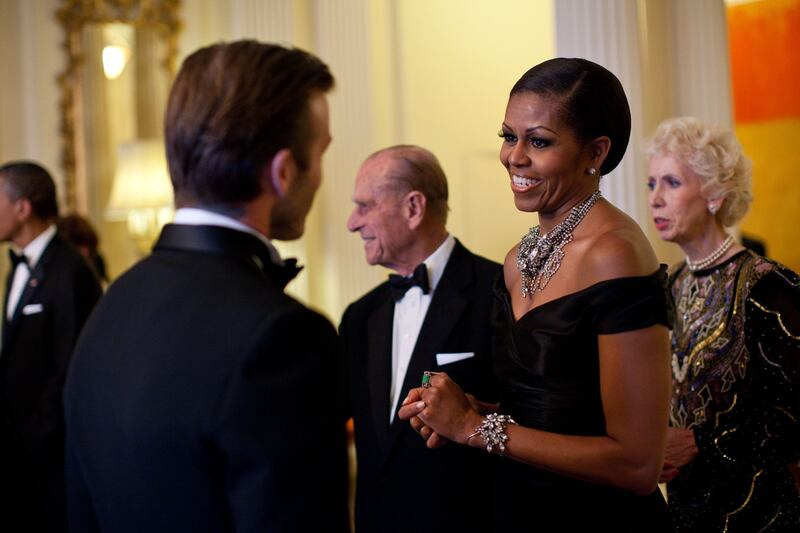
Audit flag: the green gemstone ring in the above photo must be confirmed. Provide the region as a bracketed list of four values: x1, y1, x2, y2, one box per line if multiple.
[421, 371, 433, 388]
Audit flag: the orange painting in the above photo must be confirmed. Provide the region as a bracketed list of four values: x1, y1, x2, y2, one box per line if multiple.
[728, 0, 800, 123]
[728, 0, 800, 271]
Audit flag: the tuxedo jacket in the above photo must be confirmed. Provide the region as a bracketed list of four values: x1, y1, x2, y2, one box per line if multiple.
[0, 233, 102, 530]
[64, 224, 350, 533]
[340, 239, 500, 533]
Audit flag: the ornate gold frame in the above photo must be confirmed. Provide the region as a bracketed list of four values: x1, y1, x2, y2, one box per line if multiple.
[55, 0, 181, 211]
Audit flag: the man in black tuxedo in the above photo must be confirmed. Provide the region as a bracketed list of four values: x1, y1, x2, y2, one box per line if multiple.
[0, 161, 102, 532]
[341, 145, 500, 532]
[64, 41, 349, 533]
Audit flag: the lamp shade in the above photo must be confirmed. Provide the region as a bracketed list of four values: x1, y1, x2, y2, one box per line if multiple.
[107, 139, 173, 220]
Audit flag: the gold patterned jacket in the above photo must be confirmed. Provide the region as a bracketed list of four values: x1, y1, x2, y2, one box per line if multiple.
[667, 250, 800, 531]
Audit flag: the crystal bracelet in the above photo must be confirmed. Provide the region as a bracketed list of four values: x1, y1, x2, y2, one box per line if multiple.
[464, 413, 517, 456]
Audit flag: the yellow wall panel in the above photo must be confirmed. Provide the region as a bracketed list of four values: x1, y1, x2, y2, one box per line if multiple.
[394, 0, 555, 263]
[737, 118, 800, 271]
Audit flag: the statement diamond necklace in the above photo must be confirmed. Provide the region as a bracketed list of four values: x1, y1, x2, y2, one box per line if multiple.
[517, 190, 602, 298]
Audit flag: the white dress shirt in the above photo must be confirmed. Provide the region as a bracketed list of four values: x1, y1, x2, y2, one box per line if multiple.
[388, 234, 456, 422]
[6, 224, 57, 320]
[173, 208, 282, 264]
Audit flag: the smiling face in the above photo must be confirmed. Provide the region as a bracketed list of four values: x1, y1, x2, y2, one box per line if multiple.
[346, 154, 414, 270]
[499, 92, 598, 219]
[647, 152, 711, 245]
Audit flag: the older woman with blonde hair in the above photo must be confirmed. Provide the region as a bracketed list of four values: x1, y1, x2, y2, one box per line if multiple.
[647, 116, 800, 531]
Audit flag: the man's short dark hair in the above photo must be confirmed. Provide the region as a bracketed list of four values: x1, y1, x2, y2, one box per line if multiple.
[0, 161, 59, 220]
[165, 40, 334, 209]
[369, 145, 450, 225]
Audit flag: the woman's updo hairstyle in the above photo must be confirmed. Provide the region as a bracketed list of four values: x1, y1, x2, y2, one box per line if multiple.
[511, 58, 631, 176]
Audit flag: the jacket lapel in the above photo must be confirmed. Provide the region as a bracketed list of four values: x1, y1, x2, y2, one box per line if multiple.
[2, 263, 14, 340]
[384, 240, 474, 449]
[3, 236, 59, 349]
[366, 296, 394, 450]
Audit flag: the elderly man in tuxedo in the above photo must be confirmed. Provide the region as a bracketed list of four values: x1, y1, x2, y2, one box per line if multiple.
[64, 40, 349, 533]
[341, 145, 500, 532]
[0, 161, 102, 532]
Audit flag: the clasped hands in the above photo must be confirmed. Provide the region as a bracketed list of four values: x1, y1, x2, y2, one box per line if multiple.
[397, 371, 489, 449]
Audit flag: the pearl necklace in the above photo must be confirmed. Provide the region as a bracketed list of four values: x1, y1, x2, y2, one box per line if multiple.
[686, 235, 734, 272]
[517, 190, 601, 298]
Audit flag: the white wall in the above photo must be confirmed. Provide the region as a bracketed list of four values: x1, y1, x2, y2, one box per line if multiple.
[0, 0, 63, 282]
[0, 0, 734, 322]
[393, 0, 555, 264]
[0, 0, 63, 187]
[172, 0, 555, 321]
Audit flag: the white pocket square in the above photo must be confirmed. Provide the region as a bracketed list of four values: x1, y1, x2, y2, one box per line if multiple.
[436, 352, 474, 365]
[22, 303, 43, 316]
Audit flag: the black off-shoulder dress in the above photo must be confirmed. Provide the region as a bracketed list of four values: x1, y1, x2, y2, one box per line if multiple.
[490, 268, 673, 532]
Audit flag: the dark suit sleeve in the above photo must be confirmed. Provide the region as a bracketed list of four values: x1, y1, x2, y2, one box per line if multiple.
[40, 260, 101, 438]
[338, 305, 354, 423]
[65, 435, 100, 533]
[53, 259, 103, 370]
[215, 306, 350, 533]
[61, 262, 103, 533]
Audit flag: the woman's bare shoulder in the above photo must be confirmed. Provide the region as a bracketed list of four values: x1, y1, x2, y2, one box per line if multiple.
[580, 203, 659, 282]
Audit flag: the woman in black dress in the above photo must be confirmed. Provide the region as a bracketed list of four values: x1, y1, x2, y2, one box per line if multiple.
[647, 116, 800, 531]
[399, 58, 672, 531]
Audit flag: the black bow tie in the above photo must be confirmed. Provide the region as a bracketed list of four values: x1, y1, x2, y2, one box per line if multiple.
[388, 263, 430, 301]
[264, 257, 303, 290]
[8, 249, 28, 270]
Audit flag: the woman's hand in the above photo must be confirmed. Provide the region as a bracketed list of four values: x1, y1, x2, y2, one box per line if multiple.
[466, 393, 499, 416]
[659, 427, 698, 482]
[398, 372, 483, 446]
[399, 387, 494, 449]
[400, 388, 449, 449]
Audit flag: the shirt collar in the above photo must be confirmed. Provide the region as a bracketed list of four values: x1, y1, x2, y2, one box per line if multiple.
[420, 234, 455, 292]
[173, 207, 282, 264]
[18, 224, 57, 269]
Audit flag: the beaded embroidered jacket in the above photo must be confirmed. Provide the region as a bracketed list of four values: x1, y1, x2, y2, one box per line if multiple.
[667, 250, 800, 531]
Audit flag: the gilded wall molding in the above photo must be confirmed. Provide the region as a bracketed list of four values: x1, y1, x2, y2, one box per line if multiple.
[55, 0, 181, 210]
